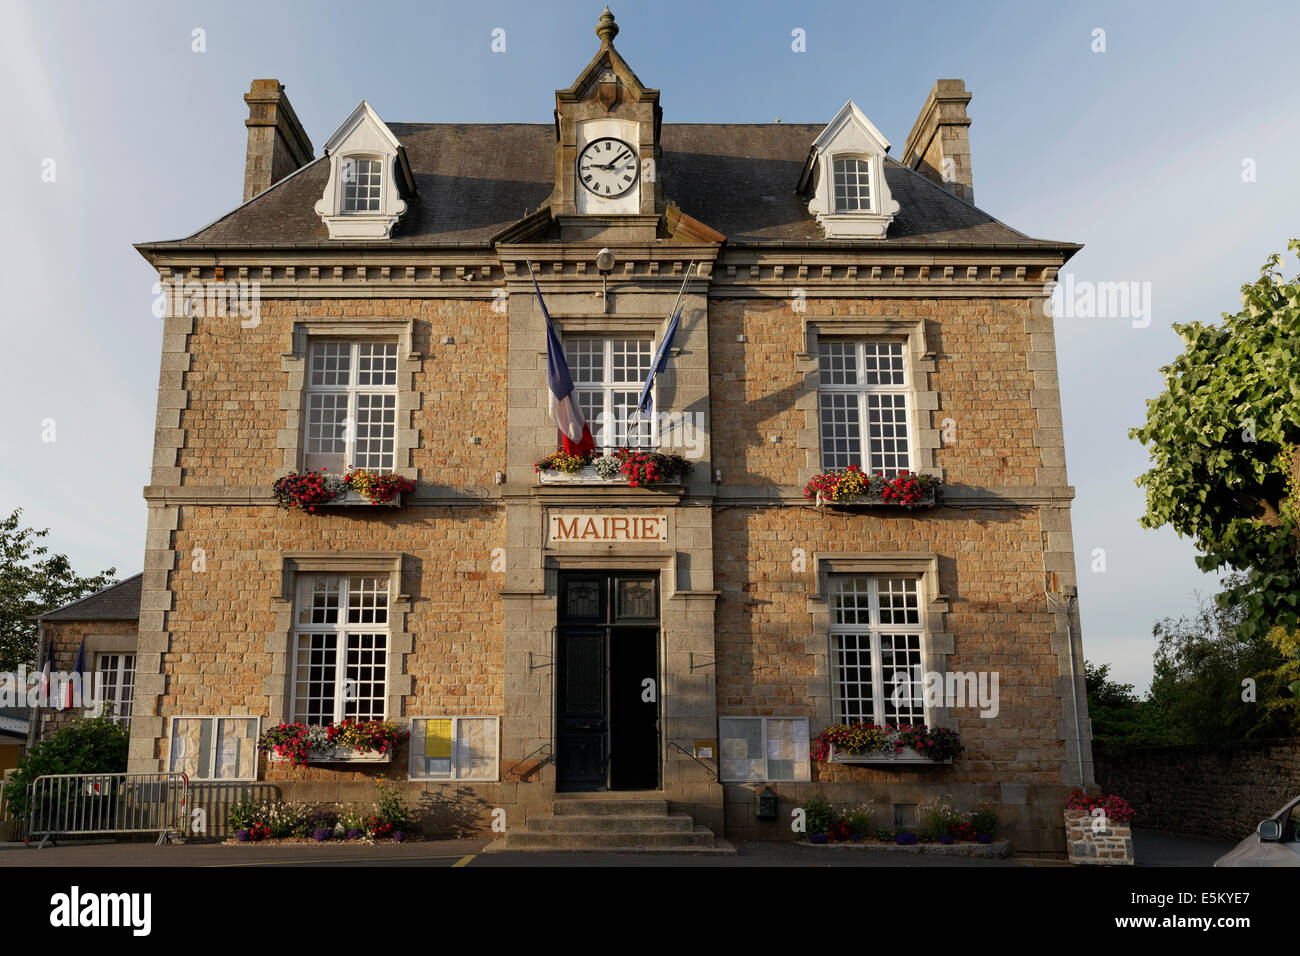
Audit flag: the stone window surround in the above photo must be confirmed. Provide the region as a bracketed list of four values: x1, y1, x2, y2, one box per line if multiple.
[277, 317, 421, 480]
[808, 551, 955, 731]
[264, 551, 414, 726]
[796, 316, 940, 486]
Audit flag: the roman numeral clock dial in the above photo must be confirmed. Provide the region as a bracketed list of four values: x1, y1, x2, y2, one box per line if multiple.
[578, 137, 638, 198]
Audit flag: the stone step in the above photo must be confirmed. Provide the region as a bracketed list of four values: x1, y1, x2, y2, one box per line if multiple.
[552, 799, 669, 817]
[501, 827, 718, 849]
[529, 813, 695, 833]
[484, 840, 738, 856]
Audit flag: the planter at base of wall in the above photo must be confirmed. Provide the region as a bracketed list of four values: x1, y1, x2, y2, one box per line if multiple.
[827, 745, 952, 765]
[1065, 809, 1134, 865]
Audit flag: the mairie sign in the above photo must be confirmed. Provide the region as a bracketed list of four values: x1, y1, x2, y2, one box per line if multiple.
[548, 513, 668, 544]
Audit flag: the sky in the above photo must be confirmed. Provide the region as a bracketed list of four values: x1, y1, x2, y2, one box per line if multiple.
[1, 0, 1297, 692]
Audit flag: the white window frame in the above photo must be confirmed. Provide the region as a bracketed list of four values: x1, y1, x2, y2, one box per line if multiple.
[407, 716, 501, 782]
[718, 716, 811, 782]
[828, 575, 927, 726]
[94, 652, 135, 726]
[167, 715, 262, 782]
[340, 155, 383, 214]
[292, 574, 391, 725]
[831, 156, 873, 213]
[303, 339, 399, 473]
[563, 336, 657, 452]
[817, 338, 913, 475]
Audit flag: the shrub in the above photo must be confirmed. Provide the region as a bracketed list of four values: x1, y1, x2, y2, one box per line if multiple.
[970, 806, 999, 837]
[921, 803, 966, 842]
[842, 807, 875, 837]
[311, 828, 331, 842]
[802, 794, 834, 837]
[234, 829, 251, 843]
[6, 714, 129, 820]
[374, 777, 412, 832]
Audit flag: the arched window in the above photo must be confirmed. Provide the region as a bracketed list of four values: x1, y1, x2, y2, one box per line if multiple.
[832, 157, 872, 212]
[341, 157, 383, 214]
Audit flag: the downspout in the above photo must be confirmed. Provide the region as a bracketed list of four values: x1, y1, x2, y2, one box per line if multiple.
[1062, 592, 1087, 790]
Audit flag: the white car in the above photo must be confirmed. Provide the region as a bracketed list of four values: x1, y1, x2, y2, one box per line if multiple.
[1215, 795, 1300, 866]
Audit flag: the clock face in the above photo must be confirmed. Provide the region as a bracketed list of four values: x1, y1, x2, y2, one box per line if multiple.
[578, 137, 639, 198]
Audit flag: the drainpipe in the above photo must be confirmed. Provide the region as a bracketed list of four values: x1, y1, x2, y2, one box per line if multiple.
[1058, 591, 1087, 790]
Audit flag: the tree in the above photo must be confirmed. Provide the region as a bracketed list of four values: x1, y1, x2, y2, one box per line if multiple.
[1146, 580, 1295, 743]
[1130, 241, 1300, 691]
[4, 713, 130, 821]
[0, 508, 117, 671]
[1084, 660, 1153, 748]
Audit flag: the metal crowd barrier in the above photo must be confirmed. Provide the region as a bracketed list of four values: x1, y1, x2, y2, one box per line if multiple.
[26, 772, 190, 848]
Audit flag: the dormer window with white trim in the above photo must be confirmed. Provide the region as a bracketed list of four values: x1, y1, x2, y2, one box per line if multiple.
[342, 157, 382, 214]
[800, 100, 900, 239]
[314, 101, 414, 239]
[833, 158, 872, 212]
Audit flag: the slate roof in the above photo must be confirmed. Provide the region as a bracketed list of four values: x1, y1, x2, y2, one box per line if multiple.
[38, 573, 142, 622]
[140, 123, 1077, 252]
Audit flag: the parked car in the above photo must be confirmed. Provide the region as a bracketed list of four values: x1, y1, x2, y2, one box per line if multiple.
[1215, 795, 1300, 866]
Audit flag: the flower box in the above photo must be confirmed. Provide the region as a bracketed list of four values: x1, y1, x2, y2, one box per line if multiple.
[813, 491, 937, 508]
[318, 490, 402, 507]
[1064, 809, 1134, 865]
[268, 747, 392, 765]
[537, 466, 624, 485]
[828, 745, 951, 765]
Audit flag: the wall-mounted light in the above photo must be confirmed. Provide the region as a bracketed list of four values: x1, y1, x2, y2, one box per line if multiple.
[596, 247, 615, 313]
[495, 471, 505, 485]
[469, 436, 481, 445]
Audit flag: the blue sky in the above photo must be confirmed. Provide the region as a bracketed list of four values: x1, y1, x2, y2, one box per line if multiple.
[1, 0, 1297, 691]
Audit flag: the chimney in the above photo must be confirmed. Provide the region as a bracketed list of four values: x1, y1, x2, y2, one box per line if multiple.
[902, 79, 974, 204]
[242, 79, 313, 203]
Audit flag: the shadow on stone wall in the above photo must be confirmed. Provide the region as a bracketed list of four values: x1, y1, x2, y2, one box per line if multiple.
[1095, 737, 1300, 841]
[188, 782, 283, 841]
[415, 786, 492, 838]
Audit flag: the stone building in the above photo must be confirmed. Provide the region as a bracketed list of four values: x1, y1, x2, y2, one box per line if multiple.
[41, 9, 1092, 852]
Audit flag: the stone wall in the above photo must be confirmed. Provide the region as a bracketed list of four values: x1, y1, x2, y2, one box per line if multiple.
[1096, 738, 1300, 840]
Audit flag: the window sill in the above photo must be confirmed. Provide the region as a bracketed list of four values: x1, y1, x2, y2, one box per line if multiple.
[537, 466, 624, 485]
[827, 745, 951, 765]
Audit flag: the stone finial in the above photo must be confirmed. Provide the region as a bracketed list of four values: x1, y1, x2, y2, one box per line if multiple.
[596, 6, 619, 44]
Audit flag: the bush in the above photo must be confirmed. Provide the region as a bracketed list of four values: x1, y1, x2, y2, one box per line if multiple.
[970, 806, 999, 837]
[374, 777, 412, 832]
[802, 794, 833, 837]
[841, 806, 874, 837]
[6, 714, 129, 819]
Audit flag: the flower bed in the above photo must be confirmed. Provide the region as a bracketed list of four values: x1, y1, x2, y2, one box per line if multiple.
[810, 722, 962, 764]
[273, 469, 416, 512]
[535, 448, 691, 487]
[799, 795, 1002, 853]
[804, 466, 940, 507]
[258, 719, 408, 767]
[226, 778, 414, 844]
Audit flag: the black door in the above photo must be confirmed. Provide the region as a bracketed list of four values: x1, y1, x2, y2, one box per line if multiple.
[556, 572, 660, 792]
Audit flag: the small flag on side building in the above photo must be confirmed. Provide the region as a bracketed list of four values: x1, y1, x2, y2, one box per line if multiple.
[530, 262, 595, 456]
[637, 261, 695, 416]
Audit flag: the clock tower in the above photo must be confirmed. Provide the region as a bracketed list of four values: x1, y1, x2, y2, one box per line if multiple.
[548, 7, 663, 240]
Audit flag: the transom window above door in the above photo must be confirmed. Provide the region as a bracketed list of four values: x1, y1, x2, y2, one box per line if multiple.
[818, 339, 912, 475]
[563, 336, 655, 451]
[303, 340, 398, 473]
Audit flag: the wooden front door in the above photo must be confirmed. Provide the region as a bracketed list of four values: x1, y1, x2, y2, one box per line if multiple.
[556, 572, 661, 792]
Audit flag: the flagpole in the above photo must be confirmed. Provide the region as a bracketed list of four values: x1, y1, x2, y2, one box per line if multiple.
[634, 260, 696, 425]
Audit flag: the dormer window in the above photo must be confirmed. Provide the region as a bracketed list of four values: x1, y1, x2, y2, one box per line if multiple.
[342, 157, 382, 214]
[799, 100, 900, 240]
[833, 158, 872, 212]
[313, 101, 414, 239]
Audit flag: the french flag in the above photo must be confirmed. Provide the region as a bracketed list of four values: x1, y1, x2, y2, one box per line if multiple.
[531, 265, 595, 456]
[64, 638, 86, 710]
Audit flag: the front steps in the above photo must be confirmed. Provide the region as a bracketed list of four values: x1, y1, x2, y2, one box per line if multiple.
[484, 796, 735, 854]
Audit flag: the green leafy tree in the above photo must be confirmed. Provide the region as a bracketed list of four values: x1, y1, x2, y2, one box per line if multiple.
[1084, 660, 1157, 748]
[1146, 581, 1295, 743]
[0, 508, 117, 671]
[5, 713, 130, 820]
[1130, 241, 1300, 693]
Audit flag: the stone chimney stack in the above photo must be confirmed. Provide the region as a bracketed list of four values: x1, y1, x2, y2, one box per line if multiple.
[902, 79, 974, 204]
[242, 79, 313, 203]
